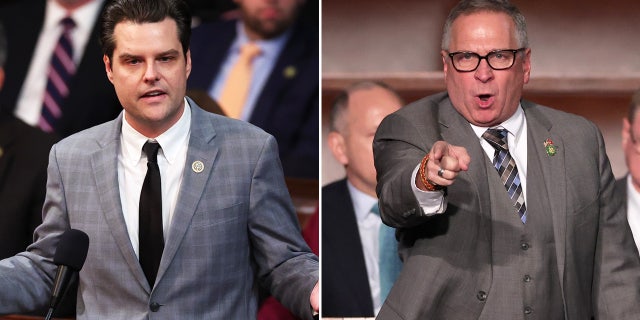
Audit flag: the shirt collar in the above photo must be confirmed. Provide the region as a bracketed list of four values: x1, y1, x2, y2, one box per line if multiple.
[45, 0, 104, 32]
[469, 103, 526, 142]
[233, 20, 291, 59]
[347, 180, 379, 222]
[121, 98, 192, 165]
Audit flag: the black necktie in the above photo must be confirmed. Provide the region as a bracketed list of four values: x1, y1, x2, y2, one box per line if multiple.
[482, 128, 527, 223]
[139, 141, 164, 285]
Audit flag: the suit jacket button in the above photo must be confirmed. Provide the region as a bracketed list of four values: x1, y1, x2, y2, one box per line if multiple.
[476, 291, 487, 301]
[150, 302, 161, 312]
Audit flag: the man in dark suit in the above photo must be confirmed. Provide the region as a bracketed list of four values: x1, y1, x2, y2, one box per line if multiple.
[0, 20, 77, 318]
[0, 0, 318, 318]
[616, 88, 640, 253]
[187, 0, 318, 179]
[322, 81, 403, 317]
[373, 1, 640, 319]
[0, 19, 59, 262]
[0, 0, 121, 137]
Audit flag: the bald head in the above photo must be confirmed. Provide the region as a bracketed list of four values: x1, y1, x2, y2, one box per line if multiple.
[328, 81, 403, 196]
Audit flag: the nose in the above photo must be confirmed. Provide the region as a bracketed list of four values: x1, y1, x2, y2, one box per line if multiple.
[143, 63, 160, 83]
[474, 58, 494, 83]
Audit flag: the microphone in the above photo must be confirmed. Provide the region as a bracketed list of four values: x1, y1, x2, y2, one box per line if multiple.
[45, 229, 89, 320]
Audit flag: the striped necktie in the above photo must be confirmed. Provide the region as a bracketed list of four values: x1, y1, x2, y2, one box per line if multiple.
[482, 128, 527, 223]
[218, 42, 261, 119]
[39, 16, 76, 133]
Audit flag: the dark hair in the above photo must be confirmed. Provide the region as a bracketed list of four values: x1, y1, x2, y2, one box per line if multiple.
[441, 0, 528, 50]
[0, 22, 6, 68]
[329, 81, 404, 132]
[100, 0, 192, 60]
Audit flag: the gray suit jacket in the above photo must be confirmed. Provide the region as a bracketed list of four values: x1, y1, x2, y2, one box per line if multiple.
[0, 99, 318, 319]
[373, 92, 640, 319]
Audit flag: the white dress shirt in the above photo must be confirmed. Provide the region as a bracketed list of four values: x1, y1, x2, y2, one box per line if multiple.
[347, 181, 384, 315]
[412, 105, 528, 215]
[14, 0, 104, 125]
[118, 99, 191, 257]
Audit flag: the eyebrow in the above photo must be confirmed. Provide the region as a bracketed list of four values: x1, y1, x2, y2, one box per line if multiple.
[117, 49, 181, 60]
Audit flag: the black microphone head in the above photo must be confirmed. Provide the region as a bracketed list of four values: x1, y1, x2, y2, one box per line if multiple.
[53, 229, 89, 271]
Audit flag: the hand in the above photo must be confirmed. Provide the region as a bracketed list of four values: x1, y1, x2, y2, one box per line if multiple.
[417, 141, 470, 190]
[310, 281, 319, 314]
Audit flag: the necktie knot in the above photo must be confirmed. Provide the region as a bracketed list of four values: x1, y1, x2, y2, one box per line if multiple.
[61, 16, 76, 31]
[482, 128, 509, 151]
[240, 42, 262, 62]
[371, 203, 380, 216]
[143, 141, 160, 164]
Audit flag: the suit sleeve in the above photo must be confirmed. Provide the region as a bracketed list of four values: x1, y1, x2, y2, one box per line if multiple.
[247, 135, 318, 320]
[591, 122, 640, 317]
[0, 144, 68, 313]
[374, 112, 439, 228]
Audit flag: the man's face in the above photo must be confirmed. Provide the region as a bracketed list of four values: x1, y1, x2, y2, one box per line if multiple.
[622, 112, 640, 192]
[103, 18, 191, 138]
[442, 11, 531, 127]
[235, 0, 302, 40]
[329, 86, 402, 197]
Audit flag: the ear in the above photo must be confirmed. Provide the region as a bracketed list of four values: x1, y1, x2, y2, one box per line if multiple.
[327, 131, 349, 166]
[103, 55, 114, 84]
[185, 49, 192, 78]
[622, 117, 631, 147]
[522, 48, 532, 84]
[441, 50, 448, 81]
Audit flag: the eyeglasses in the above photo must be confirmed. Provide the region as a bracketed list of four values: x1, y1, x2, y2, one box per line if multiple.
[447, 48, 526, 72]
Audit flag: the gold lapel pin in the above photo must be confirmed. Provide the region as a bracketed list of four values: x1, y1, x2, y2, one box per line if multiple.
[283, 65, 297, 79]
[192, 160, 204, 173]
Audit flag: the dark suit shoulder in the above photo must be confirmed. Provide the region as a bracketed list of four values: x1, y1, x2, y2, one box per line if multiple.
[322, 179, 348, 197]
[0, 115, 58, 162]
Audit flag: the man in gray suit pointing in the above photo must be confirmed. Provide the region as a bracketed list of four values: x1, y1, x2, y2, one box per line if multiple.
[0, 0, 318, 318]
[374, 0, 640, 319]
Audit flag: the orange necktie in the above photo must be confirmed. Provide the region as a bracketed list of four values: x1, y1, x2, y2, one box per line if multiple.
[219, 42, 262, 119]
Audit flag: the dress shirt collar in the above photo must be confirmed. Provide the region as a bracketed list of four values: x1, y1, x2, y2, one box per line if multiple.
[469, 103, 526, 143]
[45, 0, 104, 34]
[347, 180, 379, 223]
[233, 20, 291, 60]
[121, 98, 192, 166]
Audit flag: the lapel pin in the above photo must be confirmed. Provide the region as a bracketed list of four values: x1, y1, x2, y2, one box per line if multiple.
[283, 65, 297, 79]
[192, 160, 204, 173]
[544, 138, 558, 156]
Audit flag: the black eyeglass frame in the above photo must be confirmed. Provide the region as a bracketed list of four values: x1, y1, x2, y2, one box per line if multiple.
[447, 48, 526, 72]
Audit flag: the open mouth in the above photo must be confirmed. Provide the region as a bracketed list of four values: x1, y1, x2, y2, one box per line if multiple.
[142, 90, 164, 98]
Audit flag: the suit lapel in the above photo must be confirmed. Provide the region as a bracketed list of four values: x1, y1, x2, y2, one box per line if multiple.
[249, 24, 308, 128]
[91, 113, 152, 291]
[156, 100, 219, 282]
[438, 100, 492, 220]
[522, 102, 567, 293]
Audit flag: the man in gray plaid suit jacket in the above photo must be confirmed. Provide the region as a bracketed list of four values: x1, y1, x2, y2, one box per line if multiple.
[0, 0, 318, 318]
